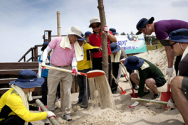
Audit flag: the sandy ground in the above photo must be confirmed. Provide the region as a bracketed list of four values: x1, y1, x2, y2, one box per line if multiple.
[31, 47, 184, 125]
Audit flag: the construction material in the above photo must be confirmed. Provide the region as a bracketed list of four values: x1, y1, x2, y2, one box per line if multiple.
[160, 76, 172, 102]
[120, 61, 137, 98]
[111, 73, 126, 95]
[131, 98, 167, 105]
[36, 99, 60, 125]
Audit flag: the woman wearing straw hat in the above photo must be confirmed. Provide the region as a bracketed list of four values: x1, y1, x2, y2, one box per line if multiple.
[0, 69, 56, 125]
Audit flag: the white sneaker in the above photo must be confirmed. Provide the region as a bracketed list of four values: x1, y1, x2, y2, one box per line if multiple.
[63, 114, 72, 121]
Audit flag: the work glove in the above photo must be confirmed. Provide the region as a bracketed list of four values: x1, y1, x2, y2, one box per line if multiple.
[167, 98, 176, 108]
[72, 67, 78, 75]
[115, 78, 119, 84]
[103, 26, 109, 35]
[46, 111, 56, 119]
[41, 62, 46, 69]
[166, 67, 173, 77]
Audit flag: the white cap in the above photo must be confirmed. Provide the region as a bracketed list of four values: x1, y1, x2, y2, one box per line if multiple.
[66, 26, 83, 38]
[89, 17, 101, 27]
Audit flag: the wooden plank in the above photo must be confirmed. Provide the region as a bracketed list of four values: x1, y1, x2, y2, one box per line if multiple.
[0, 78, 17, 84]
[0, 62, 39, 69]
[0, 69, 38, 75]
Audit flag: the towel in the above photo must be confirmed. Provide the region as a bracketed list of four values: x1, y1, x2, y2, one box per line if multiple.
[136, 61, 149, 79]
[74, 41, 84, 61]
[111, 49, 121, 62]
[60, 36, 72, 49]
[11, 84, 33, 125]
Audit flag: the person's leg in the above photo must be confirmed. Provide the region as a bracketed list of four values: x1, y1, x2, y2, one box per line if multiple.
[47, 69, 61, 111]
[92, 57, 102, 70]
[171, 76, 188, 125]
[108, 55, 112, 86]
[2, 115, 25, 125]
[145, 78, 158, 94]
[42, 77, 48, 105]
[61, 66, 72, 116]
[111, 63, 119, 93]
[77, 70, 84, 103]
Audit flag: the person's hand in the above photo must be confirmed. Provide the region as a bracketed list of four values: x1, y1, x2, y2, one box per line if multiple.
[41, 62, 46, 69]
[46, 111, 56, 119]
[72, 67, 78, 75]
[103, 26, 109, 35]
[167, 98, 176, 108]
[166, 67, 173, 76]
[115, 78, 119, 84]
[98, 47, 102, 51]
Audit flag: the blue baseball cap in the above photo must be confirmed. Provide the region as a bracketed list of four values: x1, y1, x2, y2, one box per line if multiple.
[136, 17, 154, 35]
[109, 28, 118, 35]
[110, 43, 121, 53]
[124, 56, 144, 70]
[160, 29, 188, 46]
[10, 69, 44, 88]
[78, 33, 86, 41]
[85, 31, 92, 37]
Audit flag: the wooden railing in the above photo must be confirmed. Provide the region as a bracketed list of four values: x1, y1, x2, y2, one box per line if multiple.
[18, 45, 43, 62]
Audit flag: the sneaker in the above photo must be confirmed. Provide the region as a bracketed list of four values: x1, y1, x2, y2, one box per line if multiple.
[133, 85, 139, 90]
[63, 114, 72, 121]
[143, 90, 150, 96]
[76, 100, 82, 105]
[152, 93, 160, 100]
[81, 104, 88, 109]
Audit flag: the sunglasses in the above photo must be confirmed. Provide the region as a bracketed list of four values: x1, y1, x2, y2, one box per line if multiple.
[92, 24, 100, 29]
[74, 35, 80, 39]
[169, 42, 177, 49]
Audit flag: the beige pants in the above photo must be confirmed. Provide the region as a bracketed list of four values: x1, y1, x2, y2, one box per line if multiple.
[47, 64, 72, 115]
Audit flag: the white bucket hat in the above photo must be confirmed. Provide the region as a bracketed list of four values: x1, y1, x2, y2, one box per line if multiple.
[66, 26, 83, 38]
[89, 17, 101, 27]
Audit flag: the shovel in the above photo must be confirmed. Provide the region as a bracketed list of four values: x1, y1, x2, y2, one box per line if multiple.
[131, 98, 167, 105]
[160, 75, 172, 102]
[120, 61, 137, 98]
[41, 64, 105, 78]
[111, 73, 126, 95]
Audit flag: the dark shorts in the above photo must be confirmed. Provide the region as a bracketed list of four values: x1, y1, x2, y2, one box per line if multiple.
[152, 77, 166, 87]
[181, 76, 188, 100]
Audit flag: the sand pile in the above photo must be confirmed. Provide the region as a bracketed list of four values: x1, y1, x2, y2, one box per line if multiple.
[32, 47, 183, 125]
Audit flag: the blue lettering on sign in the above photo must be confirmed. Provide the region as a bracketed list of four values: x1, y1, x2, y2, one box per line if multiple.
[132, 46, 136, 49]
[117, 40, 127, 46]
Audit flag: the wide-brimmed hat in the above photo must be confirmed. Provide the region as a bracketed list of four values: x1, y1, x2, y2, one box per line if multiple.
[136, 17, 154, 35]
[110, 43, 121, 53]
[41, 42, 49, 51]
[10, 69, 44, 88]
[85, 31, 92, 37]
[124, 56, 144, 70]
[78, 33, 86, 41]
[109, 28, 118, 35]
[66, 26, 83, 38]
[160, 29, 188, 46]
[89, 17, 101, 27]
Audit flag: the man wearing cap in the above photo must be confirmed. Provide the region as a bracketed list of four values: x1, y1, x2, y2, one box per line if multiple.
[109, 28, 118, 36]
[89, 17, 117, 84]
[136, 17, 188, 76]
[0, 69, 56, 125]
[42, 26, 83, 121]
[85, 31, 92, 43]
[76, 33, 101, 108]
[161, 29, 188, 125]
[124, 56, 166, 100]
[110, 43, 127, 93]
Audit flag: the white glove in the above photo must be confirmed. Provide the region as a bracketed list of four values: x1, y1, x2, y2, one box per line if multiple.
[167, 98, 176, 108]
[166, 67, 173, 76]
[46, 111, 56, 119]
[115, 78, 119, 84]
[72, 67, 78, 75]
[103, 26, 109, 35]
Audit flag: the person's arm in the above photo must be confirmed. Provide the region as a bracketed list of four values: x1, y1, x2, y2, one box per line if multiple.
[42, 46, 52, 65]
[108, 33, 117, 42]
[137, 69, 148, 97]
[71, 57, 77, 75]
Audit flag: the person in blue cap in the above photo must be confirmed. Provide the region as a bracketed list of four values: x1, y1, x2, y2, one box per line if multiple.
[76, 33, 101, 108]
[0, 69, 56, 125]
[136, 17, 188, 77]
[109, 28, 118, 36]
[110, 43, 127, 93]
[124, 56, 166, 100]
[161, 29, 188, 125]
[85, 31, 92, 43]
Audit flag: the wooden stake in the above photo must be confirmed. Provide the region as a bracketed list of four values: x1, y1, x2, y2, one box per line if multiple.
[97, 0, 108, 80]
[57, 11, 61, 37]
[131, 98, 167, 105]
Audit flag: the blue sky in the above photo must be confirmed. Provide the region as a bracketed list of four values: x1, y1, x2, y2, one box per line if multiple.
[1, 0, 188, 62]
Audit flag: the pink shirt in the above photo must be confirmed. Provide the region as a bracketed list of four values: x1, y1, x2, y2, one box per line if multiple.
[49, 37, 76, 66]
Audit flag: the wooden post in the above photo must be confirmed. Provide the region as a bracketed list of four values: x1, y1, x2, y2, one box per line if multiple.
[34, 46, 38, 62]
[97, 0, 108, 80]
[44, 30, 52, 42]
[57, 11, 61, 37]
